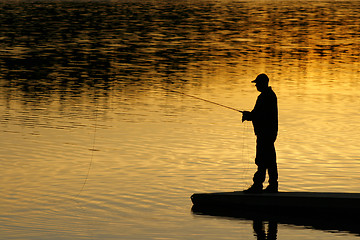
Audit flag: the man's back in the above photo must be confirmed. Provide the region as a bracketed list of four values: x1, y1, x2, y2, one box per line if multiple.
[251, 86, 278, 139]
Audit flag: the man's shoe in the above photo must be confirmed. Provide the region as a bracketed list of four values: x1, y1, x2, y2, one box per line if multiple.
[243, 185, 263, 194]
[263, 185, 278, 193]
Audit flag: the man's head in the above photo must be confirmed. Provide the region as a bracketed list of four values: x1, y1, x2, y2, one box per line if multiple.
[252, 73, 269, 92]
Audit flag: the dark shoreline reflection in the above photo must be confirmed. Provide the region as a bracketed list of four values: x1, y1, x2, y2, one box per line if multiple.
[1, 0, 360, 100]
[192, 205, 360, 238]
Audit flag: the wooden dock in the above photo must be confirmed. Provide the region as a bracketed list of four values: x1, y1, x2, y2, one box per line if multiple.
[191, 191, 360, 215]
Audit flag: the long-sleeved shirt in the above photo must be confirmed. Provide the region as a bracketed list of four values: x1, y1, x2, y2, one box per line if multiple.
[249, 87, 278, 139]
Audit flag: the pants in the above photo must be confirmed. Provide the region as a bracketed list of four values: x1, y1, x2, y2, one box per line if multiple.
[253, 136, 278, 187]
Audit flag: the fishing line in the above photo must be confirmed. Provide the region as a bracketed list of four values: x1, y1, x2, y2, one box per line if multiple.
[163, 87, 243, 113]
[241, 121, 252, 188]
[75, 97, 99, 199]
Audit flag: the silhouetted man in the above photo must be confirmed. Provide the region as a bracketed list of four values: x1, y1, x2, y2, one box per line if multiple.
[242, 73, 278, 193]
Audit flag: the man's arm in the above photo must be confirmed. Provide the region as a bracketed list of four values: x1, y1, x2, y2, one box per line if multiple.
[242, 94, 262, 122]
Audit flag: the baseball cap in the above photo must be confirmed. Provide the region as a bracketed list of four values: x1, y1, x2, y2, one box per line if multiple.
[252, 73, 269, 84]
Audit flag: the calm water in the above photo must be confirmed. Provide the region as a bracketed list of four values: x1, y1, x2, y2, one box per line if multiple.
[1, 0, 360, 239]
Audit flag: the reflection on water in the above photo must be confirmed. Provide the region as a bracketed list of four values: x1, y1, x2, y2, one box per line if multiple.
[243, 218, 278, 240]
[1, 0, 360, 92]
[253, 219, 277, 240]
[1, 0, 360, 239]
[192, 205, 360, 239]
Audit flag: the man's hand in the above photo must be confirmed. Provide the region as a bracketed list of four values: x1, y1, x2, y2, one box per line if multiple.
[242, 111, 251, 122]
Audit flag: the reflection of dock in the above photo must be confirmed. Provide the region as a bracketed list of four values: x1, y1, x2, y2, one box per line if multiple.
[191, 191, 360, 214]
[191, 192, 360, 236]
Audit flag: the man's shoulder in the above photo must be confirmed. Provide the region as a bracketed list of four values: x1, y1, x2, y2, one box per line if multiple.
[259, 87, 276, 97]
[266, 87, 277, 98]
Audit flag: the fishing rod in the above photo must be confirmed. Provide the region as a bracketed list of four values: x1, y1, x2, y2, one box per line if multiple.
[163, 87, 243, 113]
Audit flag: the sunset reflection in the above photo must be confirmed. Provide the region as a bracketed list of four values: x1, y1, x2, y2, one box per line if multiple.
[0, 0, 360, 239]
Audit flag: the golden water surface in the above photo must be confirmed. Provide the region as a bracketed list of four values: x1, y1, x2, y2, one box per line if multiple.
[0, 0, 360, 239]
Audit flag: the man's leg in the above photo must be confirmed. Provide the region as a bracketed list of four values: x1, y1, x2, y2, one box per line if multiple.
[253, 164, 266, 187]
[244, 138, 266, 193]
[253, 137, 267, 187]
[265, 141, 278, 192]
[268, 162, 278, 186]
